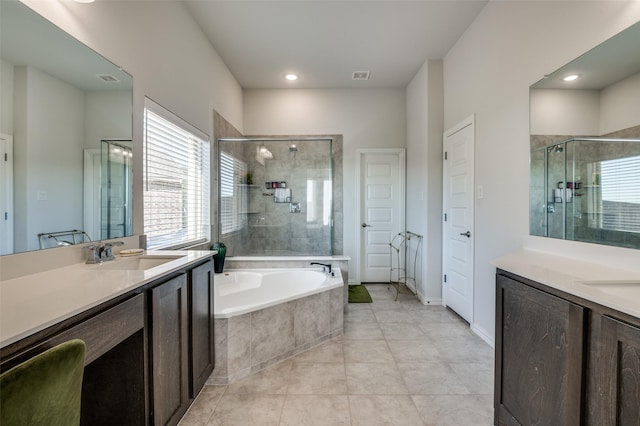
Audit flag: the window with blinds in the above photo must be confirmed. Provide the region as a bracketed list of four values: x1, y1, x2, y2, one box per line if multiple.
[220, 152, 246, 234]
[143, 99, 210, 249]
[600, 155, 640, 233]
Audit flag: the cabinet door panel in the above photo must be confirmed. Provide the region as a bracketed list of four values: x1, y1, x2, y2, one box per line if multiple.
[151, 274, 189, 426]
[496, 275, 585, 425]
[600, 316, 640, 425]
[190, 260, 215, 396]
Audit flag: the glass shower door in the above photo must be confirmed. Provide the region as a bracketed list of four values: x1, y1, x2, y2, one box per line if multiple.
[101, 140, 133, 239]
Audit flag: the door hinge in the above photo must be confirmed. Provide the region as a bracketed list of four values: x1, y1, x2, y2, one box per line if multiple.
[4, 153, 7, 161]
[444, 152, 448, 160]
[4, 212, 7, 220]
[444, 274, 447, 283]
[444, 213, 448, 222]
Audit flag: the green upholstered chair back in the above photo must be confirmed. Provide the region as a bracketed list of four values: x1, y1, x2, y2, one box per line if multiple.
[1, 339, 86, 426]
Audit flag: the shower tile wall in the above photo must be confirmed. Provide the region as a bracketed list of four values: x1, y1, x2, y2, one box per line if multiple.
[530, 124, 640, 248]
[213, 111, 343, 257]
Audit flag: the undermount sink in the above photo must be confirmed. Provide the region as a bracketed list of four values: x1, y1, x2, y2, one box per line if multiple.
[98, 255, 185, 271]
[580, 280, 640, 298]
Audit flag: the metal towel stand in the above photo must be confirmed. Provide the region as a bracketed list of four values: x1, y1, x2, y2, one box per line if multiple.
[388, 231, 423, 301]
[38, 230, 91, 249]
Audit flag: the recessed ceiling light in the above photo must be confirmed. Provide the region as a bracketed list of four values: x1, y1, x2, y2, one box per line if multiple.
[562, 74, 580, 82]
[284, 73, 299, 81]
[73, 0, 96, 3]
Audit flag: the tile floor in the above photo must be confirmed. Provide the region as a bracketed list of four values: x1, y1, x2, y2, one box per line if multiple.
[179, 284, 495, 426]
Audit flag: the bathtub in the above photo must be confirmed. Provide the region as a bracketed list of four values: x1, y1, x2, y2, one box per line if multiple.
[214, 269, 342, 318]
[210, 268, 344, 384]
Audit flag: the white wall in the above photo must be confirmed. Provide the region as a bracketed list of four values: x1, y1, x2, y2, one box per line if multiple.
[0, 59, 14, 134]
[530, 89, 600, 135]
[405, 60, 444, 303]
[84, 91, 133, 149]
[13, 66, 85, 252]
[243, 88, 407, 281]
[600, 72, 640, 135]
[22, 0, 243, 235]
[444, 0, 640, 345]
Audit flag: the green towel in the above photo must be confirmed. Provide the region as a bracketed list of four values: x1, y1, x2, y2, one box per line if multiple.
[348, 285, 373, 303]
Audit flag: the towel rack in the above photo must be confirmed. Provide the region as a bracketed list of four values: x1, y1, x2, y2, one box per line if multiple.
[38, 230, 91, 249]
[388, 231, 423, 301]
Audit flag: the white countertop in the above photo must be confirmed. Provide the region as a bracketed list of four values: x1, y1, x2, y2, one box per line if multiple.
[0, 250, 214, 348]
[493, 249, 640, 319]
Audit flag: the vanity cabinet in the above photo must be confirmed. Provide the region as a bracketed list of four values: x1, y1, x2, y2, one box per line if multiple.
[149, 259, 215, 426]
[495, 274, 585, 425]
[1, 255, 215, 426]
[189, 260, 215, 396]
[495, 270, 640, 426]
[149, 274, 190, 426]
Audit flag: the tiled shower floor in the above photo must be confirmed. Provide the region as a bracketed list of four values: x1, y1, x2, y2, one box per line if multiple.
[178, 284, 494, 425]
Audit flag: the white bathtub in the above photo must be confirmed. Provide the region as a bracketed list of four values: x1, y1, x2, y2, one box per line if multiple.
[214, 268, 343, 318]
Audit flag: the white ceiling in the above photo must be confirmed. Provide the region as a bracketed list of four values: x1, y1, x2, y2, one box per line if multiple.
[182, 0, 489, 89]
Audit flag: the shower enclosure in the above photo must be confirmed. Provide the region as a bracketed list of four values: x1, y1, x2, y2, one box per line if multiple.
[100, 139, 133, 239]
[530, 137, 640, 249]
[217, 137, 333, 256]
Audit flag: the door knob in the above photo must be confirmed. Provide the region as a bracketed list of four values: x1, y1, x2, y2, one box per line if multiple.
[460, 231, 471, 238]
[361, 223, 372, 228]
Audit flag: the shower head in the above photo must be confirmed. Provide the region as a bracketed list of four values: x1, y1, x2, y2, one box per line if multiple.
[289, 144, 298, 152]
[555, 145, 563, 153]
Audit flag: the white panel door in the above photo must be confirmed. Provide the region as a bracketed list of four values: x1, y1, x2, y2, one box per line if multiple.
[359, 149, 405, 282]
[1, 134, 13, 255]
[442, 116, 474, 323]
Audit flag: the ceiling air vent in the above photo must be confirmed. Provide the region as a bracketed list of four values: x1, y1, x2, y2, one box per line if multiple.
[352, 71, 370, 81]
[96, 74, 120, 83]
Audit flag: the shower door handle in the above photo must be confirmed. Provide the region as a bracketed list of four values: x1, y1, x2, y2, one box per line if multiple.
[361, 223, 372, 228]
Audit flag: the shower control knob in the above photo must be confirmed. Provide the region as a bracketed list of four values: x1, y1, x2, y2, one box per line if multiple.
[460, 231, 471, 238]
[361, 223, 372, 228]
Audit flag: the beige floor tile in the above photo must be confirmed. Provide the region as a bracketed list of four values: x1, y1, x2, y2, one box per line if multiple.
[208, 394, 285, 426]
[179, 386, 226, 426]
[397, 362, 470, 395]
[387, 339, 440, 363]
[343, 321, 385, 340]
[343, 340, 395, 363]
[287, 362, 347, 395]
[373, 308, 416, 323]
[412, 394, 494, 426]
[280, 395, 350, 425]
[344, 308, 377, 323]
[434, 336, 494, 364]
[349, 395, 425, 425]
[291, 340, 344, 363]
[449, 362, 494, 395]
[418, 320, 473, 338]
[345, 362, 408, 395]
[379, 322, 426, 340]
[226, 360, 292, 395]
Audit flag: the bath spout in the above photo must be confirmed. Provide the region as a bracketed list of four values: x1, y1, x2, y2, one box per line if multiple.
[310, 262, 332, 275]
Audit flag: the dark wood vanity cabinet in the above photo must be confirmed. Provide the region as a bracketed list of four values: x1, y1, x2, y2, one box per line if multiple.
[588, 315, 640, 425]
[189, 260, 215, 397]
[149, 274, 190, 426]
[495, 274, 585, 425]
[149, 259, 215, 426]
[495, 270, 640, 426]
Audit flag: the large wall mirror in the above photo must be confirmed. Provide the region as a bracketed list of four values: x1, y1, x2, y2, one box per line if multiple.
[529, 20, 640, 250]
[1, 0, 133, 255]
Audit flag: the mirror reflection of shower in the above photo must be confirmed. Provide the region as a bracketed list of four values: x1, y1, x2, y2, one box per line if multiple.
[101, 140, 133, 239]
[218, 137, 333, 256]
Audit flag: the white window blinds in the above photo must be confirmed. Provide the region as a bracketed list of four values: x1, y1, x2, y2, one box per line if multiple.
[601, 155, 640, 233]
[220, 152, 246, 234]
[143, 99, 210, 249]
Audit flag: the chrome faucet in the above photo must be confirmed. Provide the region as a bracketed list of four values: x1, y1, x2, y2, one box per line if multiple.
[85, 241, 125, 264]
[310, 262, 333, 275]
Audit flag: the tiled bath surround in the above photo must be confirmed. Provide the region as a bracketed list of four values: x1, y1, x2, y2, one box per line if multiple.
[210, 284, 343, 385]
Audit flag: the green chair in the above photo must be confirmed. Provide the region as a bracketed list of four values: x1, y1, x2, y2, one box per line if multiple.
[1, 339, 86, 426]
